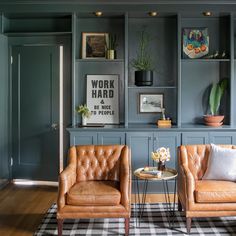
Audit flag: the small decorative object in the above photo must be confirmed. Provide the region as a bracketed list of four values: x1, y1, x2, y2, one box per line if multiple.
[131, 29, 154, 86]
[151, 147, 171, 171]
[82, 32, 108, 59]
[157, 108, 172, 128]
[139, 93, 163, 113]
[203, 79, 228, 127]
[86, 74, 119, 124]
[105, 34, 117, 60]
[76, 104, 91, 126]
[183, 28, 209, 59]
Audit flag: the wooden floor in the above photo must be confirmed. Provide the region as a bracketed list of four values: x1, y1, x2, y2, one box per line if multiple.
[0, 184, 57, 236]
[0, 184, 174, 236]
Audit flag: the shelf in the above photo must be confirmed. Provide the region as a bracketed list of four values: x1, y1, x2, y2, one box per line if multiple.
[181, 58, 230, 62]
[76, 59, 124, 63]
[4, 31, 72, 36]
[128, 86, 176, 89]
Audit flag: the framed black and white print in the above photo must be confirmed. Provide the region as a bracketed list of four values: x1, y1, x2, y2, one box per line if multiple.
[139, 93, 163, 113]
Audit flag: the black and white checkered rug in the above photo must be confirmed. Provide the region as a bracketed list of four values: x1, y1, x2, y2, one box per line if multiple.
[34, 203, 236, 235]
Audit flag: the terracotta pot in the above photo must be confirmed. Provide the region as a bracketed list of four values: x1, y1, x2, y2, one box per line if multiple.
[203, 115, 224, 126]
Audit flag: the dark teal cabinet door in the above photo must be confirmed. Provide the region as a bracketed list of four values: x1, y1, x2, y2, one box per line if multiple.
[209, 132, 236, 145]
[0, 34, 9, 188]
[182, 132, 209, 145]
[126, 132, 153, 174]
[154, 132, 181, 169]
[70, 132, 97, 146]
[98, 132, 125, 145]
[12, 45, 60, 181]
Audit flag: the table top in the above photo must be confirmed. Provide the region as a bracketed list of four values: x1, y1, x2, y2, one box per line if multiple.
[134, 167, 178, 181]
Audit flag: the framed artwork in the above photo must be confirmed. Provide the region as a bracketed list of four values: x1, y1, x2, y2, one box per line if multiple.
[82, 32, 108, 59]
[139, 93, 163, 113]
[182, 28, 209, 59]
[86, 74, 119, 124]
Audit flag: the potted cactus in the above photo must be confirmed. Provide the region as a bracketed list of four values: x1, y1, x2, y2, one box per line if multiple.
[203, 79, 228, 127]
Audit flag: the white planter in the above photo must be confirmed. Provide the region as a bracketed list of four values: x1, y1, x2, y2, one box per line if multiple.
[82, 116, 87, 126]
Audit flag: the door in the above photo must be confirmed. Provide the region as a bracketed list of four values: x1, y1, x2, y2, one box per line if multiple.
[70, 132, 97, 146]
[98, 132, 125, 145]
[126, 132, 153, 173]
[12, 45, 60, 181]
[182, 132, 209, 145]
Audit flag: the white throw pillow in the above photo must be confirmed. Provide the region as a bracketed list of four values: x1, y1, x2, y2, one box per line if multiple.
[203, 144, 236, 181]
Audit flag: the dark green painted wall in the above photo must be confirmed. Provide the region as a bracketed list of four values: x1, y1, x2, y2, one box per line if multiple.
[0, 33, 10, 188]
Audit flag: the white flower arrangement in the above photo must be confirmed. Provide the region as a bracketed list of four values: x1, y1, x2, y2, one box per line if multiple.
[151, 147, 171, 163]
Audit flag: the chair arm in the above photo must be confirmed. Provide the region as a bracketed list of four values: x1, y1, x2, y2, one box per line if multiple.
[178, 164, 195, 209]
[120, 146, 131, 211]
[57, 164, 76, 211]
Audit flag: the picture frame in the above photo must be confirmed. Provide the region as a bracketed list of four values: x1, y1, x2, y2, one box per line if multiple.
[86, 74, 119, 124]
[139, 93, 163, 113]
[82, 32, 109, 59]
[182, 28, 209, 59]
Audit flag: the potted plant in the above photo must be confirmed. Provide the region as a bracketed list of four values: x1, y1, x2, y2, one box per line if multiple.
[76, 104, 91, 126]
[105, 34, 117, 60]
[131, 29, 154, 86]
[203, 79, 228, 127]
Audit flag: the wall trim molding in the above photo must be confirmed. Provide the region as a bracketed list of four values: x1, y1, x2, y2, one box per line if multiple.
[12, 179, 58, 186]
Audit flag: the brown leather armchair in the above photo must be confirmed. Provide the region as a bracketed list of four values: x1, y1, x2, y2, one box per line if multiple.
[57, 145, 131, 236]
[178, 144, 236, 234]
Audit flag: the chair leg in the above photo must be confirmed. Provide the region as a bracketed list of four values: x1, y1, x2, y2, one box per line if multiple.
[186, 217, 192, 234]
[178, 199, 182, 212]
[125, 218, 130, 236]
[57, 219, 64, 236]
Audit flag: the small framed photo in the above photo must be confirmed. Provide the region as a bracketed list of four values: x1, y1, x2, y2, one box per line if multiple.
[139, 93, 163, 113]
[82, 32, 108, 59]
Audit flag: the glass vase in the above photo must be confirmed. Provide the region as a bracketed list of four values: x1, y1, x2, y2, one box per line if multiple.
[157, 161, 165, 171]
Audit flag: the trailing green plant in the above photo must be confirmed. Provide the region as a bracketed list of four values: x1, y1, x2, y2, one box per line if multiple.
[131, 29, 153, 71]
[76, 104, 91, 118]
[209, 79, 228, 115]
[105, 34, 118, 50]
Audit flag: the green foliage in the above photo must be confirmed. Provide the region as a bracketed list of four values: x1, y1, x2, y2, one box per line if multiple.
[131, 29, 153, 71]
[209, 79, 228, 115]
[76, 104, 91, 118]
[105, 34, 118, 50]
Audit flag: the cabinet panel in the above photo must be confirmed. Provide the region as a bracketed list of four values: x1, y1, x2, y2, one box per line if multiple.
[126, 132, 153, 174]
[70, 132, 97, 146]
[209, 132, 236, 145]
[182, 132, 209, 145]
[154, 132, 181, 169]
[98, 133, 125, 145]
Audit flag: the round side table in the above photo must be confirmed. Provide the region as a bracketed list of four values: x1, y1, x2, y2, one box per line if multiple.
[133, 167, 178, 227]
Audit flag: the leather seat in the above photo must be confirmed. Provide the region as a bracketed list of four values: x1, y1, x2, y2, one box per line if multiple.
[57, 145, 131, 236]
[67, 181, 121, 206]
[178, 144, 236, 234]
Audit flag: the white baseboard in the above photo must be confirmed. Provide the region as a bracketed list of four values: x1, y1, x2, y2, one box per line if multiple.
[13, 179, 58, 187]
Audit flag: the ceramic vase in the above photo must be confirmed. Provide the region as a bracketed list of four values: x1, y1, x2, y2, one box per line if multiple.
[82, 116, 87, 126]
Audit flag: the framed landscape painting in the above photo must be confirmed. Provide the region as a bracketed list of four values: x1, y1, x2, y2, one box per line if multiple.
[139, 93, 163, 113]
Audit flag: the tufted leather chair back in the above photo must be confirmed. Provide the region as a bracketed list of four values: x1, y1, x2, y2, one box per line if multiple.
[179, 144, 236, 180]
[68, 145, 127, 182]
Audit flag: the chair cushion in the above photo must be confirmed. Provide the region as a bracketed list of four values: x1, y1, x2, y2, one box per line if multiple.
[203, 144, 236, 181]
[66, 180, 121, 206]
[195, 180, 236, 203]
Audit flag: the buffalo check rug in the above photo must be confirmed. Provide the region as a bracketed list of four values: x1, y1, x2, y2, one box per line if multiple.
[35, 203, 236, 235]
